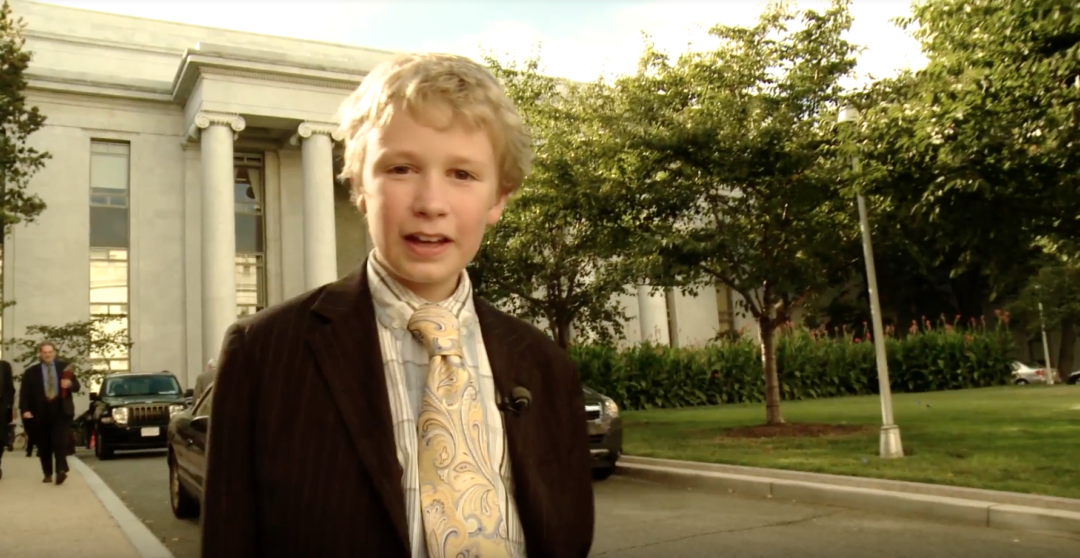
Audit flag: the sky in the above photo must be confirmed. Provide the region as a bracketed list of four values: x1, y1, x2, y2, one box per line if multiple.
[37, 0, 927, 84]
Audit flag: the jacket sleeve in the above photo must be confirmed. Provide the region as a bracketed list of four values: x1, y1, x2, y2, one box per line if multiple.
[553, 357, 595, 558]
[200, 322, 261, 557]
[19, 367, 33, 415]
[0, 362, 14, 409]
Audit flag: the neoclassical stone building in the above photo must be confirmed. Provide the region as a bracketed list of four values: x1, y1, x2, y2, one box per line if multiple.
[3, 0, 754, 392]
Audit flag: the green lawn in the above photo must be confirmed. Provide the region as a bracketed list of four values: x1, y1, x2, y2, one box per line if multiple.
[622, 385, 1080, 499]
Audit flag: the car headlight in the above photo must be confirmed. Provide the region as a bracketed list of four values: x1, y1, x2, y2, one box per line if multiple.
[602, 397, 619, 419]
[169, 405, 185, 417]
[112, 407, 129, 425]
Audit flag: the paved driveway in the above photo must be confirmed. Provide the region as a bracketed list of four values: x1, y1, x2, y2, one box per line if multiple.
[78, 449, 1080, 558]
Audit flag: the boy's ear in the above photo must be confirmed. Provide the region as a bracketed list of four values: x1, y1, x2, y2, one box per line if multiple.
[355, 193, 367, 214]
[485, 191, 509, 226]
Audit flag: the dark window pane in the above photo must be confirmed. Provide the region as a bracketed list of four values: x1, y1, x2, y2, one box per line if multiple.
[90, 206, 129, 248]
[235, 214, 264, 253]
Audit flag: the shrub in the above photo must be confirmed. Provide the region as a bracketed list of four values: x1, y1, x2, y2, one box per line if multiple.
[571, 313, 1015, 411]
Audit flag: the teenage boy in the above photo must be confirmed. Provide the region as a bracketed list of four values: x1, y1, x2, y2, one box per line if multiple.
[201, 53, 594, 558]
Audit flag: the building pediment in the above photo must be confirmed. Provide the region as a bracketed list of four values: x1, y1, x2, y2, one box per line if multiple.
[171, 42, 380, 105]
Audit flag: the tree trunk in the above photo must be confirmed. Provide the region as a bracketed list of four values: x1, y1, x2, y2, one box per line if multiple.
[1058, 318, 1075, 381]
[759, 316, 784, 425]
[553, 316, 572, 350]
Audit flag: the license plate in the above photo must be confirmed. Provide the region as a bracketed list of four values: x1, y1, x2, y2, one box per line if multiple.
[140, 427, 160, 437]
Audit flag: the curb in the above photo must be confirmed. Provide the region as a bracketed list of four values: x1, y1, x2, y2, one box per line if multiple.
[617, 457, 1080, 538]
[70, 456, 177, 558]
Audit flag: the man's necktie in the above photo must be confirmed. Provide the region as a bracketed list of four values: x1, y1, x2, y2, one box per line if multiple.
[46, 364, 57, 399]
[408, 304, 515, 558]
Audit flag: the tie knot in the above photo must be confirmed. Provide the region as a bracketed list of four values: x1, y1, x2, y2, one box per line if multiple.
[407, 304, 463, 358]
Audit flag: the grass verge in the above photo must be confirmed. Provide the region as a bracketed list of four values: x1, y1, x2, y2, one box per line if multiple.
[622, 385, 1080, 499]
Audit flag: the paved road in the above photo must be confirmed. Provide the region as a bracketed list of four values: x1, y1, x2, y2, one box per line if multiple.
[78, 449, 1080, 558]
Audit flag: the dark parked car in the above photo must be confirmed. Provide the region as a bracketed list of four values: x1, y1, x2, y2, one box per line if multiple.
[584, 385, 622, 480]
[164, 381, 620, 519]
[88, 371, 187, 460]
[168, 382, 213, 518]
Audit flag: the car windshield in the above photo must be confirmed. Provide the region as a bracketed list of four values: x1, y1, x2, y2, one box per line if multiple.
[103, 376, 180, 397]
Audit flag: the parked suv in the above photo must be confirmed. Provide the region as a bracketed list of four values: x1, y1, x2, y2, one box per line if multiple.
[88, 371, 187, 459]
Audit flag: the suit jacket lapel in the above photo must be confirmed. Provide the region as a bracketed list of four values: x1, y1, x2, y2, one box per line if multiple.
[474, 299, 545, 541]
[305, 264, 409, 549]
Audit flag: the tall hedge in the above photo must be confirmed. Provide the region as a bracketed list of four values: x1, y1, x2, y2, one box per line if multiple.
[570, 315, 1015, 411]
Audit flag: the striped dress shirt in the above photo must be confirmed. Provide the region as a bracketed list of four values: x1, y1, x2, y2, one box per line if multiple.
[366, 253, 527, 558]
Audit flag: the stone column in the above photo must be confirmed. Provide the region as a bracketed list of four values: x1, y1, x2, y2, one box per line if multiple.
[192, 111, 245, 366]
[291, 122, 343, 289]
[637, 284, 671, 345]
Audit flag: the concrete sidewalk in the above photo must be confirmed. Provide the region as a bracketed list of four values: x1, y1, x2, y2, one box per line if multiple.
[0, 452, 174, 558]
[618, 455, 1080, 538]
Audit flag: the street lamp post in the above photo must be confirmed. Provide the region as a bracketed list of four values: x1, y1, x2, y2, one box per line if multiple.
[1035, 285, 1054, 384]
[838, 106, 904, 459]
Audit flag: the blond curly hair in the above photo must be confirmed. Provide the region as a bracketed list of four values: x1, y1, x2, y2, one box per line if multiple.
[336, 52, 532, 198]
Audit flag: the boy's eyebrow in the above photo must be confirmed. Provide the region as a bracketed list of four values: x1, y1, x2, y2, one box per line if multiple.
[374, 149, 487, 169]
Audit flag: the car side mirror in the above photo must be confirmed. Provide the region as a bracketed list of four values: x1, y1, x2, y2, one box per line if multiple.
[190, 415, 209, 433]
[89, 392, 100, 401]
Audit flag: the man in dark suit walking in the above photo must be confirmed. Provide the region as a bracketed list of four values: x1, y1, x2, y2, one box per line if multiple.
[19, 342, 80, 484]
[201, 53, 595, 558]
[0, 359, 14, 480]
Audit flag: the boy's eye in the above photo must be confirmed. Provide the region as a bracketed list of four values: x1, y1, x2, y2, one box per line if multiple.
[450, 169, 475, 181]
[387, 165, 412, 175]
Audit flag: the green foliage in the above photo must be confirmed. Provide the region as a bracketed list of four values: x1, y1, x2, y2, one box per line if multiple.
[613, 0, 864, 423]
[853, 0, 1080, 273]
[5, 316, 133, 384]
[1008, 262, 1080, 373]
[0, 0, 49, 231]
[573, 315, 1014, 412]
[472, 54, 640, 348]
[1009, 264, 1080, 334]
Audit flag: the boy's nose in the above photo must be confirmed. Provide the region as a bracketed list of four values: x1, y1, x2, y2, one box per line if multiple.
[412, 173, 450, 217]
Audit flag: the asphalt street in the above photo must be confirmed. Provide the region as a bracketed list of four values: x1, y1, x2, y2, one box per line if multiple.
[76, 449, 1080, 558]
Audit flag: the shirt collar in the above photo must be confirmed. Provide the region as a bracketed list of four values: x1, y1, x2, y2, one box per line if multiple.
[366, 250, 476, 330]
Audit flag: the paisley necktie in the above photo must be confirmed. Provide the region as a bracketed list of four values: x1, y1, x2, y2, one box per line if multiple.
[408, 303, 515, 558]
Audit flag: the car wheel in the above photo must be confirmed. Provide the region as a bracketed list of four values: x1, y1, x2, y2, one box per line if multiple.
[169, 453, 200, 519]
[94, 429, 114, 460]
[592, 464, 617, 481]
[1014, 378, 1029, 385]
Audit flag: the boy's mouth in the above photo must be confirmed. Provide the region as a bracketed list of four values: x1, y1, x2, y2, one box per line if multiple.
[405, 233, 451, 245]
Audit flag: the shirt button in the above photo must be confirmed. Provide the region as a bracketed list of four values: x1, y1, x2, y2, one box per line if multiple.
[393, 320, 403, 329]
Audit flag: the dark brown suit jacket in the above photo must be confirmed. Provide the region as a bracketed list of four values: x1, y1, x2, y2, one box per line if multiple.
[201, 265, 595, 557]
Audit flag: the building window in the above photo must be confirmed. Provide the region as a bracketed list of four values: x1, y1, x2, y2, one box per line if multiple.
[89, 141, 131, 373]
[235, 154, 265, 317]
[716, 283, 735, 333]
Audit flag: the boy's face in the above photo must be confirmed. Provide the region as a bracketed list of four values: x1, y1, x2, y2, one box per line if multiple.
[358, 109, 507, 301]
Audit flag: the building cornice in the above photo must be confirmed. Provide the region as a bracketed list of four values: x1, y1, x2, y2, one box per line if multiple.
[26, 70, 173, 102]
[171, 43, 369, 106]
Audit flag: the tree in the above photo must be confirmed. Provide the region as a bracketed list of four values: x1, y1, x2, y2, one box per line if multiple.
[1, 0, 49, 232]
[853, 0, 1080, 272]
[616, 0, 862, 424]
[471, 54, 643, 349]
[5, 316, 134, 385]
[1008, 263, 1080, 376]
